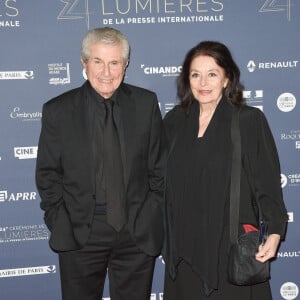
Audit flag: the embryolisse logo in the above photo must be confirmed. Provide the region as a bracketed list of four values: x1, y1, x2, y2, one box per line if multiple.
[10, 107, 42, 121]
[141, 64, 182, 77]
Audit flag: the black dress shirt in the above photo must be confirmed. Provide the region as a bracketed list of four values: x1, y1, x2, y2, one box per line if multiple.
[86, 81, 124, 206]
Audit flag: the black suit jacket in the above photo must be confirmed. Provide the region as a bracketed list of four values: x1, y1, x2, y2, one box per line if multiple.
[36, 81, 165, 256]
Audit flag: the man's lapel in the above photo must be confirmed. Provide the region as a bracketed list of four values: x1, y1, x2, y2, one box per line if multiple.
[70, 82, 95, 189]
[116, 84, 136, 188]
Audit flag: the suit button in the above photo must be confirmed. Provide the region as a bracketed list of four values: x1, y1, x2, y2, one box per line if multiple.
[92, 194, 96, 200]
[87, 223, 91, 228]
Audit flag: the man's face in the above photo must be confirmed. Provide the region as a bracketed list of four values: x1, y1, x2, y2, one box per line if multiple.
[81, 42, 128, 99]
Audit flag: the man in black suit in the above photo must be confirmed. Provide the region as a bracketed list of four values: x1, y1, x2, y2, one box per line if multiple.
[36, 27, 165, 300]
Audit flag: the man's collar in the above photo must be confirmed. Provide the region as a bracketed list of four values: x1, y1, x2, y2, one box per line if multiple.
[86, 80, 121, 104]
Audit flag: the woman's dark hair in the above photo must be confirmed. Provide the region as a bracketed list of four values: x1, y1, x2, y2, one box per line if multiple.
[177, 41, 244, 111]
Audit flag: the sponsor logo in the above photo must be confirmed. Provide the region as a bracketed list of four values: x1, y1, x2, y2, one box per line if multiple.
[0, 1, 21, 28]
[0, 265, 56, 278]
[247, 60, 256, 73]
[0, 190, 37, 203]
[287, 212, 294, 223]
[159, 102, 176, 116]
[280, 282, 299, 300]
[278, 251, 300, 258]
[277, 93, 296, 112]
[141, 64, 182, 77]
[0, 224, 49, 243]
[243, 90, 264, 110]
[10, 107, 42, 122]
[243, 90, 263, 99]
[247, 60, 298, 72]
[164, 103, 175, 114]
[280, 130, 300, 141]
[0, 190, 8, 202]
[48, 63, 71, 85]
[281, 173, 300, 187]
[14, 146, 38, 159]
[287, 174, 300, 185]
[281, 174, 288, 188]
[0, 71, 34, 80]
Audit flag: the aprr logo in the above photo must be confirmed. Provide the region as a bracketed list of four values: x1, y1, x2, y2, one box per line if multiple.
[0, 190, 36, 202]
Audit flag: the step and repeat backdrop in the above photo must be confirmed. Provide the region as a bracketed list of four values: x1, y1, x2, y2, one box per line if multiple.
[0, 1, 299, 299]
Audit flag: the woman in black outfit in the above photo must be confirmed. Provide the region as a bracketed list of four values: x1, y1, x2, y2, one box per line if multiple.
[162, 41, 288, 300]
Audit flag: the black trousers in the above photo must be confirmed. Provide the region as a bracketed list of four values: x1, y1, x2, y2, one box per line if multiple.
[58, 214, 156, 300]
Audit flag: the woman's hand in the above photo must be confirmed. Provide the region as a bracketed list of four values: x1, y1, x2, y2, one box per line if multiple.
[255, 234, 281, 263]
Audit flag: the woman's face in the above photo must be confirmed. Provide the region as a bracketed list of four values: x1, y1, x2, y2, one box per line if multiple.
[189, 55, 228, 105]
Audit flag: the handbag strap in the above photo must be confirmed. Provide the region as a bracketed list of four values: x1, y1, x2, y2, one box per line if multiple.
[229, 107, 265, 244]
[229, 108, 241, 244]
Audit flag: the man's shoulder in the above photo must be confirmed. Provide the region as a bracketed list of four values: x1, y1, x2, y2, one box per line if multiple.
[121, 83, 157, 98]
[44, 84, 84, 108]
